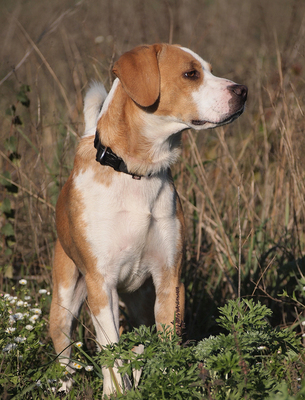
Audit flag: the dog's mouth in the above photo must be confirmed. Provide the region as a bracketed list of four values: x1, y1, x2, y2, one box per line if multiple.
[191, 107, 245, 128]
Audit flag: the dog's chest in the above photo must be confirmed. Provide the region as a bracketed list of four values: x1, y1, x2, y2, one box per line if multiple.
[73, 168, 181, 290]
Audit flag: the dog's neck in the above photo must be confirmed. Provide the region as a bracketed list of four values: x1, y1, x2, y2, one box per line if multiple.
[94, 130, 143, 179]
[96, 80, 183, 177]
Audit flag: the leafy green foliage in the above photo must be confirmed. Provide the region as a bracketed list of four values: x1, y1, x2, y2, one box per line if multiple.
[0, 168, 17, 258]
[16, 85, 31, 108]
[195, 299, 304, 399]
[1, 285, 304, 399]
[96, 300, 304, 399]
[99, 326, 203, 399]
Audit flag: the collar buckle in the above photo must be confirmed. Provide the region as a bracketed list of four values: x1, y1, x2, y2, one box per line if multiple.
[96, 145, 108, 163]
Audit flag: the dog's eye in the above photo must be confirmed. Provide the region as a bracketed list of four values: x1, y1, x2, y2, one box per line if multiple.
[184, 70, 200, 80]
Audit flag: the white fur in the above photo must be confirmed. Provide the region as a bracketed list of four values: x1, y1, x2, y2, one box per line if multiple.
[73, 168, 181, 394]
[191, 74, 235, 127]
[181, 46, 242, 128]
[181, 46, 212, 71]
[83, 82, 108, 137]
[96, 78, 120, 122]
[74, 169, 181, 292]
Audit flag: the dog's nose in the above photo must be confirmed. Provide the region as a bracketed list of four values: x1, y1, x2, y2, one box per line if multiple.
[228, 84, 248, 101]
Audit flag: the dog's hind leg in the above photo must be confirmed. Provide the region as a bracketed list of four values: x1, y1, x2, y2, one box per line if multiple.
[50, 239, 87, 388]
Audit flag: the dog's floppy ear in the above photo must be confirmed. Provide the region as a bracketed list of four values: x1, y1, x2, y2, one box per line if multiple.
[112, 44, 162, 108]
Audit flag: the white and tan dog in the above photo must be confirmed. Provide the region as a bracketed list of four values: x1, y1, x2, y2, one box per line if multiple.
[50, 43, 247, 395]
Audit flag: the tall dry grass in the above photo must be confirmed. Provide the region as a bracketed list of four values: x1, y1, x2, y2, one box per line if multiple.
[1, 0, 305, 339]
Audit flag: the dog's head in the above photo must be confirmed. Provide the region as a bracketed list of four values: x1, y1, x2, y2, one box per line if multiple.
[112, 44, 247, 132]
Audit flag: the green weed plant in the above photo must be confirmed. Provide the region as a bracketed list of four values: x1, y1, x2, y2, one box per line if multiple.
[1, 284, 304, 399]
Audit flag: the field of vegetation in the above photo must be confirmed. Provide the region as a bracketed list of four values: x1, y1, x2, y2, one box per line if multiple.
[1, 0, 305, 398]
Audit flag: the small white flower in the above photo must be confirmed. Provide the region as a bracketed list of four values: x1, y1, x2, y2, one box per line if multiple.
[4, 294, 10, 299]
[75, 341, 83, 348]
[24, 296, 31, 301]
[302, 321, 305, 326]
[25, 325, 34, 331]
[13, 312, 24, 321]
[36, 380, 42, 387]
[10, 298, 16, 305]
[19, 279, 27, 285]
[39, 289, 47, 294]
[85, 365, 93, 371]
[302, 333, 305, 337]
[72, 362, 83, 370]
[23, 302, 29, 308]
[30, 308, 42, 315]
[2, 343, 17, 352]
[257, 346, 266, 351]
[9, 315, 15, 324]
[17, 300, 24, 307]
[14, 336, 26, 343]
[5, 327, 16, 333]
[29, 315, 39, 323]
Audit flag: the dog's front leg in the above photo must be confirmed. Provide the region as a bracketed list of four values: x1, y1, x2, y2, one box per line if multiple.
[154, 273, 185, 334]
[85, 273, 131, 396]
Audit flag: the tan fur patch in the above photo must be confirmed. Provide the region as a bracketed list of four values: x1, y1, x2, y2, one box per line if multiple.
[56, 169, 97, 274]
[74, 135, 115, 187]
[96, 85, 155, 177]
[49, 240, 80, 355]
[155, 45, 204, 119]
[112, 44, 162, 107]
[52, 238, 79, 289]
[85, 272, 109, 315]
[154, 177, 185, 330]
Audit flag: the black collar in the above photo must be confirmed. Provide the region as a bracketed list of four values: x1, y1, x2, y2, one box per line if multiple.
[94, 131, 142, 180]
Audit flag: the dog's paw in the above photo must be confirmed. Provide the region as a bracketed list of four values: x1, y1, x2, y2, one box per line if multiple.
[132, 344, 144, 387]
[58, 376, 74, 392]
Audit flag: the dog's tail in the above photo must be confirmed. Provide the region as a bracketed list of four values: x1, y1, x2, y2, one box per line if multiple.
[83, 82, 108, 137]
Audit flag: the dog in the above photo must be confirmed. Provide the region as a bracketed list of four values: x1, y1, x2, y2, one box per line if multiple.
[49, 43, 247, 396]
